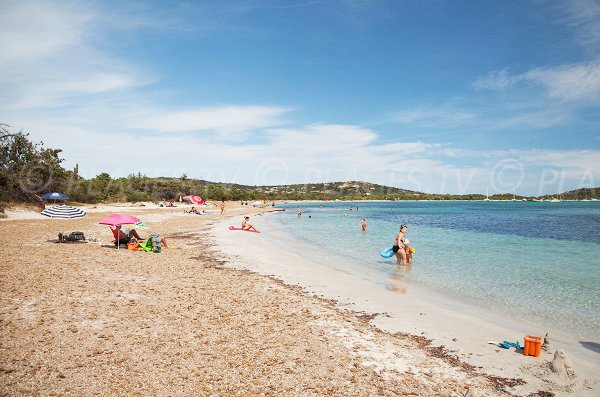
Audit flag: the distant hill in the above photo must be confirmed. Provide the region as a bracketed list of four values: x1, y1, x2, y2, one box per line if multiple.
[253, 181, 419, 199]
[539, 187, 598, 201]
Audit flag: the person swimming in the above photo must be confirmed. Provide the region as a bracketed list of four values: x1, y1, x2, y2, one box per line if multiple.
[393, 224, 409, 265]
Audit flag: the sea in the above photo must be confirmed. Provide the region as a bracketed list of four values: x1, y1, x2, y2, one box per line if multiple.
[263, 201, 600, 343]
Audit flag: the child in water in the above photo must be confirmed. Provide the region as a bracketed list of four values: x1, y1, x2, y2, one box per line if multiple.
[404, 239, 414, 264]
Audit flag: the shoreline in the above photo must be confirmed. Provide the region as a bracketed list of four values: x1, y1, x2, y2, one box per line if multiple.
[1, 202, 597, 396]
[211, 210, 600, 396]
[262, 212, 600, 345]
[0, 203, 518, 396]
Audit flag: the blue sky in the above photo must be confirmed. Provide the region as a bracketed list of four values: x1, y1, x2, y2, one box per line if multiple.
[1, 0, 599, 195]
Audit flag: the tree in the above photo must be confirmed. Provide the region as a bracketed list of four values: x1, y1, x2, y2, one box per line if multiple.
[1, 126, 67, 202]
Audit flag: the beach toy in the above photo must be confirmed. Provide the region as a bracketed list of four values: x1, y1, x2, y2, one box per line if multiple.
[523, 335, 543, 357]
[500, 341, 521, 350]
[380, 246, 394, 258]
[409, 247, 416, 254]
[228, 226, 260, 233]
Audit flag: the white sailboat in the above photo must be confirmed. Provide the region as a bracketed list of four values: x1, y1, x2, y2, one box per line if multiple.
[549, 182, 561, 202]
[484, 189, 491, 202]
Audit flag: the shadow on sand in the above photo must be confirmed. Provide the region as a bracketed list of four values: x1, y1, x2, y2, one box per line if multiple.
[579, 341, 600, 354]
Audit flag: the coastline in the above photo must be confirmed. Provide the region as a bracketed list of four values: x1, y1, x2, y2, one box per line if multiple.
[0, 202, 597, 396]
[0, 203, 508, 396]
[211, 210, 600, 396]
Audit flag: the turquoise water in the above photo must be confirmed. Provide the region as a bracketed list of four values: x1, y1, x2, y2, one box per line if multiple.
[267, 201, 600, 342]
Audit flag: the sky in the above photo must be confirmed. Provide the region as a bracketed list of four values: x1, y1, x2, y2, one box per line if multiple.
[1, 0, 599, 195]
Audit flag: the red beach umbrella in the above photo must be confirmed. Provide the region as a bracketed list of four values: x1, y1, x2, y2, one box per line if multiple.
[183, 195, 205, 205]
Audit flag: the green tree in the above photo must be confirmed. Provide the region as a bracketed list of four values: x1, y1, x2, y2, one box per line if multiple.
[1, 125, 67, 202]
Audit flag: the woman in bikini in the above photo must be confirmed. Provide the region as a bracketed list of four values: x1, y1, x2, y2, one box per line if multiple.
[242, 216, 259, 232]
[393, 224, 408, 265]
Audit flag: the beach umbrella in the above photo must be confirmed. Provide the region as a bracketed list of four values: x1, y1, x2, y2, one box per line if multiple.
[124, 221, 149, 233]
[42, 192, 69, 204]
[41, 204, 87, 241]
[42, 204, 86, 219]
[183, 195, 205, 205]
[98, 214, 142, 249]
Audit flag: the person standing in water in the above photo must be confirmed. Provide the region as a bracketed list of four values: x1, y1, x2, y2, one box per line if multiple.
[297, 206, 302, 217]
[360, 218, 367, 231]
[404, 239, 413, 264]
[393, 224, 409, 265]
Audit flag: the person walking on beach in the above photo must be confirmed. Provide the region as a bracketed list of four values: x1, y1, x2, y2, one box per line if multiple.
[220, 200, 225, 215]
[360, 218, 367, 231]
[242, 216, 259, 232]
[393, 224, 409, 265]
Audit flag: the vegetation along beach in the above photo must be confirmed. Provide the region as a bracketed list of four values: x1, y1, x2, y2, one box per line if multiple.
[2, 1, 599, 396]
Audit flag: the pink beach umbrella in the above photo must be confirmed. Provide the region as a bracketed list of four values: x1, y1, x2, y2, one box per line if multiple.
[99, 214, 142, 249]
[183, 195, 205, 205]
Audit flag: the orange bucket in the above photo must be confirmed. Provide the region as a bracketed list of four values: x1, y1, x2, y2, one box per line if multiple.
[523, 335, 543, 357]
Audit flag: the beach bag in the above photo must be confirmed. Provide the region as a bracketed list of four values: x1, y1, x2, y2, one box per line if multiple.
[149, 233, 162, 253]
[127, 238, 140, 251]
[67, 231, 86, 241]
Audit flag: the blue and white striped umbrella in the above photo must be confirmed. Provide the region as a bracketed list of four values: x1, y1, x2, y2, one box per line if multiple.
[41, 204, 87, 219]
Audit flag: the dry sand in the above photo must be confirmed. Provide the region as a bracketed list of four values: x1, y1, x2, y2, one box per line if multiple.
[0, 202, 592, 396]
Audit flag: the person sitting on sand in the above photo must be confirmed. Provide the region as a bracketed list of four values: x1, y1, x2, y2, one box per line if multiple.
[111, 225, 143, 246]
[360, 218, 367, 231]
[393, 224, 409, 265]
[111, 226, 169, 247]
[190, 207, 198, 214]
[242, 216, 259, 232]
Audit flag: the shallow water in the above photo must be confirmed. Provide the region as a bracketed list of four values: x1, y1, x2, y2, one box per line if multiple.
[266, 201, 600, 342]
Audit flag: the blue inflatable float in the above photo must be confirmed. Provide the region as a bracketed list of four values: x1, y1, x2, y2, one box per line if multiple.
[380, 246, 394, 258]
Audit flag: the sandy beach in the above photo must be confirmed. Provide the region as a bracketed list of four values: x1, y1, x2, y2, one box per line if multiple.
[0, 202, 597, 396]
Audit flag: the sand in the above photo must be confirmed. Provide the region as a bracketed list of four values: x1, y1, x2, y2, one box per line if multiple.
[0, 202, 597, 396]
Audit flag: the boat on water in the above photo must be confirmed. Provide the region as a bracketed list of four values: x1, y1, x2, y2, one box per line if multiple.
[483, 189, 491, 202]
[548, 197, 561, 203]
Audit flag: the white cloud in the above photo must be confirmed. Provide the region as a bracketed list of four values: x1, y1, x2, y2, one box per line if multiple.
[556, 0, 600, 52]
[136, 106, 292, 134]
[472, 69, 515, 91]
[0, 1, 148, 110]
[0, 1, 90, 69]
[474, 62, 600, 103]
[392, 107, 477, 128]
[13, 115, 596, 196]
[524, 63, 600, 101]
